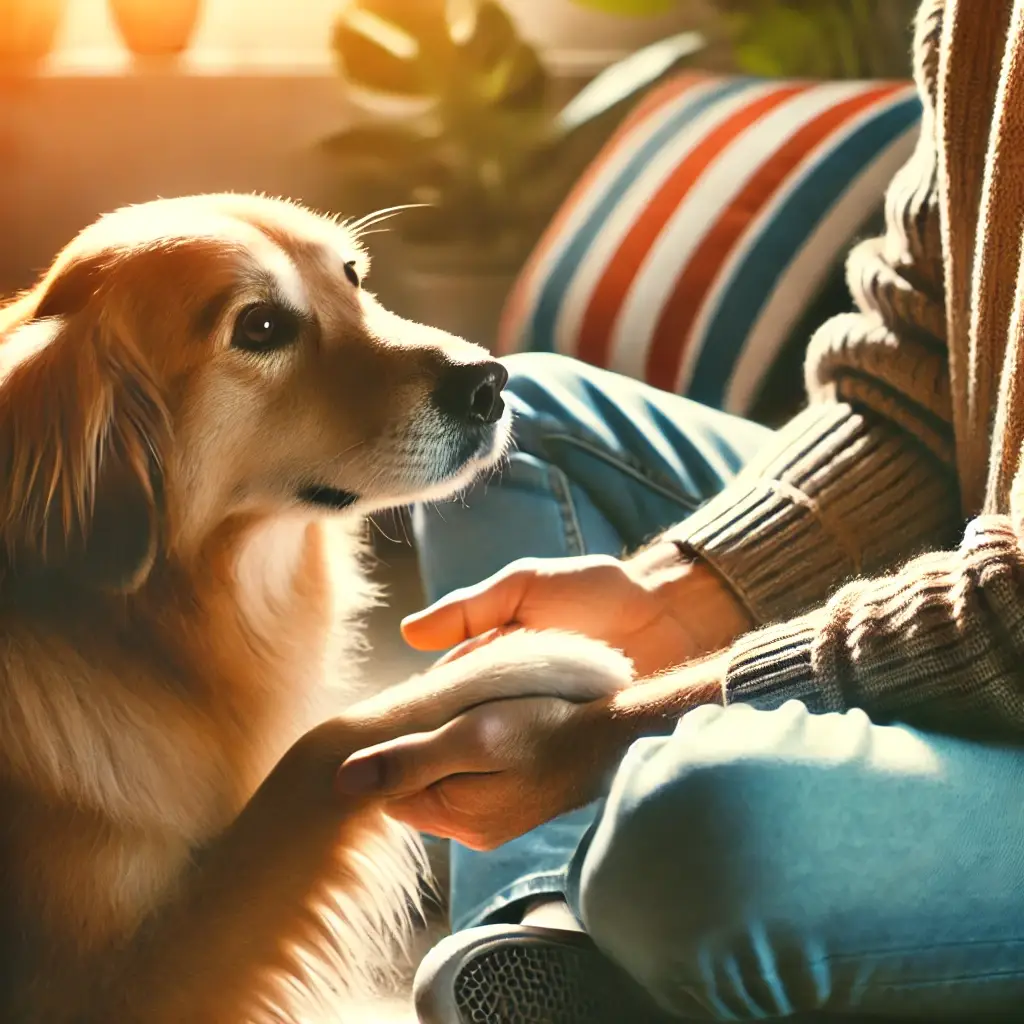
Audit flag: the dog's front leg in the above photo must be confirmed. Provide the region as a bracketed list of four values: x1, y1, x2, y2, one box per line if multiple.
[81, 634, 632, 1023]
[343, 629, 636, 739]
[82, 719, 422, 1024]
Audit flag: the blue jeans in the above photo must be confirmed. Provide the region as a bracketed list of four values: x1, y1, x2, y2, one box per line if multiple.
[412, 353, 1024, 1019]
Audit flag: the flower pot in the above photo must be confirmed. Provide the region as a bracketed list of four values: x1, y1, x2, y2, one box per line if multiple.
[0, 0, 66, 63]
[108, 0, 202, 58]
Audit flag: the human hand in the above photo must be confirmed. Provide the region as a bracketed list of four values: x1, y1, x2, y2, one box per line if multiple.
[339, 695, 604, 849]
[336, 649, 729, 849]
[402, 546, 752, 678]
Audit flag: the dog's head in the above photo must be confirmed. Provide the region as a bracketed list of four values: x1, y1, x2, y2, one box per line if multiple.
[0, 194, 511, 591]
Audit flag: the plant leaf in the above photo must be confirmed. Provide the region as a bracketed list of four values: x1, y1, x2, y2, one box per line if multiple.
[332, 15, 424, 96]
[319, 124, 431, 164]
[569, 0, 680, 15]
[450, 2, 547, 109]
[337, 0, 448, 38]
[332, 0, 454, 98]
[724, 1, 912, 80]
[552, 31, 705, 138]
[459, 0, 519, 68]
[480, 40, 548, 108]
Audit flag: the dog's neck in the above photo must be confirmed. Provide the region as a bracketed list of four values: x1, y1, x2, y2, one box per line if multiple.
[0, 509, 374, 840]
[229, 514, 321, 630]
[1, 511, 322, 638]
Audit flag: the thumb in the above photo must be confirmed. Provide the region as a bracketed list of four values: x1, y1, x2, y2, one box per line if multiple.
[401, 567, 529, 651]
[335, 716, 490, 799]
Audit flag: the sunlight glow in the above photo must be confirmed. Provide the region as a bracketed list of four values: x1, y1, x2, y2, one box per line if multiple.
[54, 0, 342, 71]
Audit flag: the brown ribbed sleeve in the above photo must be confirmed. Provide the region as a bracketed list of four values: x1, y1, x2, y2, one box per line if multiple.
[724, 515, 1024, 741]
[665, 0, 962, 624]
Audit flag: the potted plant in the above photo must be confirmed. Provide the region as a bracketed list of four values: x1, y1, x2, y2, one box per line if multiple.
[0, 0, 66, 63]
[108, 0, 203, 58]
[322, 0, 704, 346]
[556, 0, 917, 79]
[716, 0, 918, 79]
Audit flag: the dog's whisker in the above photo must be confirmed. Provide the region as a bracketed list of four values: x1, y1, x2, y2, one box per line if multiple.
[329, 439, 367, 467]
[346, 204, 429, 234]
[367, 513, 401, 545]
[366, 515, 386, 543]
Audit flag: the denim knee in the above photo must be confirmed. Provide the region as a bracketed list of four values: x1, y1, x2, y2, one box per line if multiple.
[575, 701, 865, 1019]
[500, 352, 588, 452]
[502, 351, 585, 392]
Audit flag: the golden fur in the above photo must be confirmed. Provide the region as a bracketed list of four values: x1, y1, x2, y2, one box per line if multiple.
[0, 193, 634, 1023]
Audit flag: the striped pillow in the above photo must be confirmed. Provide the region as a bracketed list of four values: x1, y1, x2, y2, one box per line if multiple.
[497, 73, 922, 416]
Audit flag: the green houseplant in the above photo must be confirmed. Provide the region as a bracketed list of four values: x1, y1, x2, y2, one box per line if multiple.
[571, 0, 916, 79]
[322, 0, 703, 343]
[324, 0, 704, 261]
[718, 0, 917, 79]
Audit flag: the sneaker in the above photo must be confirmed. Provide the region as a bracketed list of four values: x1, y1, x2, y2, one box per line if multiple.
[413, 924, 677, 1024]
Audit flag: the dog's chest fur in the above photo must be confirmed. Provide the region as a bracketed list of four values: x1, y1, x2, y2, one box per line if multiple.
[0, 514, 378, 972]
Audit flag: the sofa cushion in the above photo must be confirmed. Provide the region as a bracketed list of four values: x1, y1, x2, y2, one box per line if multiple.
[497, 73, 921, 418]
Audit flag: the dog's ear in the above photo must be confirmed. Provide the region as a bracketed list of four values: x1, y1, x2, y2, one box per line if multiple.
[0, 252, 171, 592]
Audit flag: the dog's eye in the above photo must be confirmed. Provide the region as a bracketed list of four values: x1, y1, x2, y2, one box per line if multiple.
[343, 261, 360, 288]
[232, 304, 298, 353]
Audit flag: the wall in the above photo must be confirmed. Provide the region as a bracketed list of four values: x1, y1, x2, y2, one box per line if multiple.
[0, 0, 710, 333]
[56, 0, 712, 72]
[0, 69, 355, 291]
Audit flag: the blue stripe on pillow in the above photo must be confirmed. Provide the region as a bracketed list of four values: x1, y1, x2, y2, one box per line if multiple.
[527, 78, 759, 354]
[685, 94, 922, 407]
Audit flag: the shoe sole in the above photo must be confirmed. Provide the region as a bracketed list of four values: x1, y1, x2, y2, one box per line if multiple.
[413, 925, 676, 1024]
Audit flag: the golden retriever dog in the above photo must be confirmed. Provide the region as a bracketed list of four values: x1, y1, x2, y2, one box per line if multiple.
[0, 194, 633, 1023]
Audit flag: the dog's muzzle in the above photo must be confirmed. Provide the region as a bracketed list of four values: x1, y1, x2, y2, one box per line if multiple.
[432, 361, 508, 426]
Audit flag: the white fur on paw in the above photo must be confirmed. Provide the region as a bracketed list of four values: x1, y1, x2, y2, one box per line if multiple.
[426, 630, 634, 706]
[347, 631, 635, 738]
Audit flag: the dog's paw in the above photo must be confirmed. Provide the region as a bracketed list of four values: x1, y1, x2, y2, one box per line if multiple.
[345, 631, 635, 745]
[425, 629, 635, 706]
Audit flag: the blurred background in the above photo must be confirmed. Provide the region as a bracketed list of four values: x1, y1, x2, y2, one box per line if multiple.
[0, 0, 921, 700]
[0, 0, 917, 340]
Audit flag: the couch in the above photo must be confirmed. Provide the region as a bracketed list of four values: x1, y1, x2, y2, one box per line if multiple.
[497, 71, 922, 428]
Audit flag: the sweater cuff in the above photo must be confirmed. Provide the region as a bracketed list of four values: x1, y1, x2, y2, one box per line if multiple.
[669, 477, 852, 625]
[663, 403, 957, 625]
[723, 614, 846, 714]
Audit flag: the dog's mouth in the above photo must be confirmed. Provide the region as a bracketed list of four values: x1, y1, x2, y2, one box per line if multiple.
[453, 423, 501, 465]
[296, 484, 359, 511]
[293, 405, 511, 515]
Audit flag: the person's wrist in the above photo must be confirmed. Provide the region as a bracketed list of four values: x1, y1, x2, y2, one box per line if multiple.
[574, 650, 730, 782]
[625, 540, 753, 653]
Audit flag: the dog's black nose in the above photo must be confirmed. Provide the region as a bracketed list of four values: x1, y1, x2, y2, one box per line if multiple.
[434, 360, 509, 425]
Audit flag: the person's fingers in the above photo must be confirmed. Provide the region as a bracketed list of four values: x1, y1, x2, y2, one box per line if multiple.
[382, 788, 451, 836]
[432, 625, 519, 667]
[385, 779, 510, 849]
[400, 564, 532, 650]
[383, 785, 475, 842]
[334, 713, 501, 800]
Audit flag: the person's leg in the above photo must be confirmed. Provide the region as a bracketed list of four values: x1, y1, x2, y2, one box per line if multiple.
[412, 352, 770, 932]
[417, 700, 1024, 1022]
[569, 699, 1024, 1019]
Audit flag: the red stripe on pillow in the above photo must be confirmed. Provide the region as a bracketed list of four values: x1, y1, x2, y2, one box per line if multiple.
[575, 83, 808, 371]
[644, 83, 906, 390]
[496, 73, 713, 355]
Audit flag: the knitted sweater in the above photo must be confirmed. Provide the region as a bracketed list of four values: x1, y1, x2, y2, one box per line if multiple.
[667, 0, 1024, 739]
